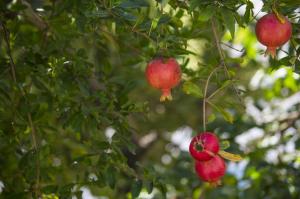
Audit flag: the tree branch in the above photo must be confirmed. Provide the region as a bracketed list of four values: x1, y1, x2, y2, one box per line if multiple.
[203, 66, 220, 131]
[1, 22, 17, 82]
[1, 22, 41, 198]
[211, 18, 244, 107]
[19, 0, 48, 31]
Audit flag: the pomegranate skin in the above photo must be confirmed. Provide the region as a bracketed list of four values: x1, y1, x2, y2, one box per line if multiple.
[189, 132, 219, 161]
[145, 58, 181, 101]
[255, 13, 292, 58]
[195, 155, 226, 185]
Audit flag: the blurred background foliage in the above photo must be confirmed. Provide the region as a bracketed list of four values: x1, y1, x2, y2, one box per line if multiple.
[0, 0, 299, 198]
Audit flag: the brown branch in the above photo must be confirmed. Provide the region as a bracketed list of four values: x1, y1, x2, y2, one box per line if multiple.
[1, 22, 41, 198]
[19, 0, 48, 31]
[1, 22, 17, 82]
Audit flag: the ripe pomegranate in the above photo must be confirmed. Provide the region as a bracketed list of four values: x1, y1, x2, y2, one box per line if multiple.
[255, 13, 292, 58]
[195, 155, 226, 186]
[145, 58, 181, 101]
[189, 132, 219, 161]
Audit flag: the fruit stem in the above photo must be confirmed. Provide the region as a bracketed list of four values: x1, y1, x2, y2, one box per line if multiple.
[203, 67, 219, 131]
[272, 2, 286, 24]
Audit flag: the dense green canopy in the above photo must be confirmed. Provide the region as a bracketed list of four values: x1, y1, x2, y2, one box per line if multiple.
[0, 0, 299, 198]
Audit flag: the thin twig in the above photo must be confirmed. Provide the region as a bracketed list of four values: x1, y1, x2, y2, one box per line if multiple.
[20, 0, 48, 30]
[250, 9, 262, 22]
[221, 42, 245, 53]
[278, 48, 289, 55]
[131, 28, 155, 43]
[207, 80, 233, 100]
[211, 18, 244, 107]
[2, 22, 17, 82]
[203, 67, 220, 131]
[1, 22, 41, 198]
[211, 18, 225, 64]
[27, 113, 40, 196]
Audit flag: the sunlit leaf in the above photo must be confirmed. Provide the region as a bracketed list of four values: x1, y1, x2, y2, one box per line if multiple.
[182, 81, 203, 98]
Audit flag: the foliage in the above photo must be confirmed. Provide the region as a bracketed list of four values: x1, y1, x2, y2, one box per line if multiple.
[0, 0, 299, 198]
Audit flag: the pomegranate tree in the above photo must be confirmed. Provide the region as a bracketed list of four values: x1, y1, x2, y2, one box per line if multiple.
[255, 13, 292, 58]
[189, 132, 220, 161]
[145, 58, 181, 101]
[195, 155, 226, 186]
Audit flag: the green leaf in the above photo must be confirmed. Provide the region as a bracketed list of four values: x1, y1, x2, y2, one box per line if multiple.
[220, 140, 230, 150]
[10, 2, 28, 11]
[96, 141, 110, 150]
[222, 9, 236, 39]
[207, 113, 216, 123]
[220, 109, 234, 124]
[209, 102, 234, 123]
[145, 180, 154, 194]
[219, 80, 232, 91]
[157, 182, 167, 199]
[131, 179, 143, 198]
[105, 166, 116, 189]
[119, 0, 149, 9]
[85, 10, 110, 19]
[244, 1, 254, 24]
[198, 6, 215, 22]
[182, 81, 203, 98]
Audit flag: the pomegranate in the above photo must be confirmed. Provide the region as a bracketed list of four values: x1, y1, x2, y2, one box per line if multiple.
[195, 155, 226, 186]
[145, 58, 181, 101]
[255, 13, 292, 58]
[189, 132, 219, 161]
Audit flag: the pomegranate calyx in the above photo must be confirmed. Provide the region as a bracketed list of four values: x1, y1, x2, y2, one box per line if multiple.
[209, 180, 222, 187]
[160, 89, 172, 101]
[265, 46, 277, 58]
[160, 94, 172, 101]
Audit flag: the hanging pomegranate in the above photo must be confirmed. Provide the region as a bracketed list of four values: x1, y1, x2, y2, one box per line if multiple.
[255, 13, 292, 58]
[145, 58, 181, 101]
[195, 155, 226, 186]
[189, 132, 220, 161]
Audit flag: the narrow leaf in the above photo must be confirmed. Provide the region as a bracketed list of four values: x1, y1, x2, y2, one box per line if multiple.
[182, 81, 203, 98]
[222, 9, 236, 39]
[219, 150, 242, 162]
[198, 6, 215, 22]
[131, 179, 142, 198]
[209, 102, 234, 123]
[244, 1, 254, 23]
[145, 180, 153, 194]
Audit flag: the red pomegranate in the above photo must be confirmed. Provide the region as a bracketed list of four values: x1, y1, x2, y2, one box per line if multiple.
[195, 155, 226, 186]
[255, 13, 292, 58]
[189, 132, 219, 161]
[145, 58, 181, 101]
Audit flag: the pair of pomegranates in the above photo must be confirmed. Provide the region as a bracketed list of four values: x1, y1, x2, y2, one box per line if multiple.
[189, 132, 225, 185]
